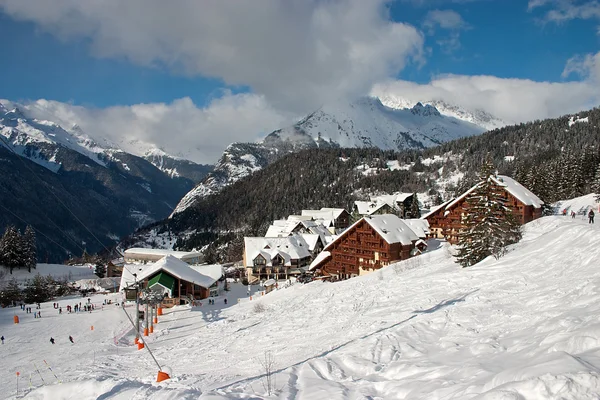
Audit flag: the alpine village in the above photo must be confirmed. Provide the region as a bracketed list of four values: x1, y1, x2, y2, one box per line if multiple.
[2, 2, 600, 398]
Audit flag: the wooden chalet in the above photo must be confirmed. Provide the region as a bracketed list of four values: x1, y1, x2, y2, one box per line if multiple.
[353, 193, 414, 218]
[424, 175, 543, 243]
[309, 214, 420, 280]
[301, 208, 351, 232]
[119, 255, 223, 307]
[244, 235, 312, 283]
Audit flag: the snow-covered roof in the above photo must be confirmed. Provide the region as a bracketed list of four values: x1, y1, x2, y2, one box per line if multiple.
[492, 175, 544, 208]
[189, 264, 223, 283]
[323, 214, 418, 254]
[301, 208, 347, 220]
[124, 247, 201, 260]
[421, 199, 453, 220]
[308, 251, 331, 271]
[402, 219, 430, 239]
[300, 233, 321, 252]
[365, 214, 419, 246]
[445, 175, 543, 212]
[245, 235, 312, 267]
[354, 200, 392, 215]
[135, 255, 218, 288]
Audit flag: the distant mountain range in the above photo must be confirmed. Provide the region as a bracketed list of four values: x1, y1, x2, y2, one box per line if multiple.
[0, 101, 212, 261]
[171, 97, 493, 216]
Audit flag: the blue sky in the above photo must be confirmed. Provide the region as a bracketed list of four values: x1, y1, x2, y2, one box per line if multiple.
[1, 1, 597, 108]
[0, 0, 598, 163]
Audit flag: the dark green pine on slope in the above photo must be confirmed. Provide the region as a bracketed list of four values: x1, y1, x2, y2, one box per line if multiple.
[455, 159, 522, 268]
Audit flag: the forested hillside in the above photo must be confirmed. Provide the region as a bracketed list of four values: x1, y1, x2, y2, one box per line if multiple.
[124, 107, 600, 262]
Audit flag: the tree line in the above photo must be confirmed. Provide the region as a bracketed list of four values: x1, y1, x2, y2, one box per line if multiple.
[0, 274, 74, 307]
[124, 107, 600, 262]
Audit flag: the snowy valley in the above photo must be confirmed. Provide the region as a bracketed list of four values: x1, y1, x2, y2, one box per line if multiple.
[3, 213, 600, 399]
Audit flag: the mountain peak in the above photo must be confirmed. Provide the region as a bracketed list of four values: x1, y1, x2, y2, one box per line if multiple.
[410, 102, 441, 117]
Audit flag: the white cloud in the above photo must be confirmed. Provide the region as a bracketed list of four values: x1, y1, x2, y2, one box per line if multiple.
[528, 0, 600, 23]
[423, 9, 468, 52]
[563, 51, 600, 81]
[15, 94, 291, 164]
[372, 73, 600, 124]
[424, 9, 468, 31]
[0, 0, 423, 115]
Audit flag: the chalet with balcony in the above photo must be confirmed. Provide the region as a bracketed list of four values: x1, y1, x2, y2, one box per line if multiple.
[119, 255, 224, 307]
[424, 175, 543, 243]
[309, 214, 419, 280]
[244, 235, 312, 283]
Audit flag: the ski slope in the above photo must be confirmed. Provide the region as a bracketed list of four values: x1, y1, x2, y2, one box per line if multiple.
[3, 216, 600, 399]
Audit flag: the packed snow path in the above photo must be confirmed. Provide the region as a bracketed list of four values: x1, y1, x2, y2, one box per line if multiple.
[3, 216, 600, 399]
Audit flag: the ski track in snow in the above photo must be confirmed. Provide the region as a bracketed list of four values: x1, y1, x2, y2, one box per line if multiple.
[3, 216, 600, 399]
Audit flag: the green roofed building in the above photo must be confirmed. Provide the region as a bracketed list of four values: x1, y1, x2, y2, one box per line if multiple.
[119, 255, 224, 307]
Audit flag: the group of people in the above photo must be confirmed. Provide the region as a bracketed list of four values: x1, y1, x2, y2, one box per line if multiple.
[563, 208, 595, 223]
[49, 336, 74, 345]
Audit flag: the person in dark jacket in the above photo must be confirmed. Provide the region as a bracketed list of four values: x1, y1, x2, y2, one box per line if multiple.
[69, 335, 74, 344]
[50, 337, 55, 344]
[589, 209, 595, 224]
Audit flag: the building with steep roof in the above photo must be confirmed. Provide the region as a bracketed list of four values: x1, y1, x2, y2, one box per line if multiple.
[244, 235, 313, 283]
[424, 175, 543, 243]
[309, 214, 420, 280]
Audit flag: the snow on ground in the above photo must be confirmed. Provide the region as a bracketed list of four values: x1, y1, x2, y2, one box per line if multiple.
[4, 216, 600, 399]
[554, 193, 599, 217]
[2, 263, 98, 284]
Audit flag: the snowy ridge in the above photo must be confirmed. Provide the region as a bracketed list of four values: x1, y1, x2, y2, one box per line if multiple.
[0, 104, 109, 171]
[268, 97, 485, 150]
[376, 93, 508, 131]
[7, 215, 600, 399]
[172, 97, 486, 215]
[0, 99, 201, 175]
[170, 142, 275, 216]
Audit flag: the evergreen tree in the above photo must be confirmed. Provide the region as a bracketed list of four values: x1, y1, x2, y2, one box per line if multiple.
[593, 163, 600, 202]
[0, 278, 22, 307]
[23, 225, 37, 273]
[409, 193, 421, 218]
[23, 273, 52, 304]
[94, 263, 107, 278]
[0, 226, 25, 274]
[455, 159, 522, 268]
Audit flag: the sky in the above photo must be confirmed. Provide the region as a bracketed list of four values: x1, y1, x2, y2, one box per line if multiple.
[0, 0, 599, 163]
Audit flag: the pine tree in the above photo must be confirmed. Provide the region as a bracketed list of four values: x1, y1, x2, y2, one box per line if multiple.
[0, 278, 22, 307]
[409, 193, 421, 218]
[23, 225, 37, 273]
[23, 274, 52, 304]
[593, 163, 600, 202]
[94, 263, 107, 278]
[455, 158, 522, 268]
[0, 226, 24, 274]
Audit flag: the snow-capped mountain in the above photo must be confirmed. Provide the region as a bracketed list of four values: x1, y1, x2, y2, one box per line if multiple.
[0, 101, 212, 261]
[171, 97, 487, 215]
[376, 94, 508, 131]
[0, 100, 211, 181]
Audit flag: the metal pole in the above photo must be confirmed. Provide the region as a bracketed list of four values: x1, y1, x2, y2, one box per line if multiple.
[134, 275, 140, 341]
[121, 306, 163, 370]
[145, 301, 149, 333]
[150, 303, 154, 331]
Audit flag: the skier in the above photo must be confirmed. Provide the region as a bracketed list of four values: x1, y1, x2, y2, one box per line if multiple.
[50, 337, 55, 344]
[571, 210, 576, 219]
[589, 209, 595, 224]
[59, 307, 62, 314]
[69, 336, 74, 344]
[224, 298, 228, 305]
[1, 335, 4, 344]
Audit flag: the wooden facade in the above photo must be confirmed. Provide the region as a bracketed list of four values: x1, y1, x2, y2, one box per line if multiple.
[425, 181, 543, 244]
[314, 219, 415, 279]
